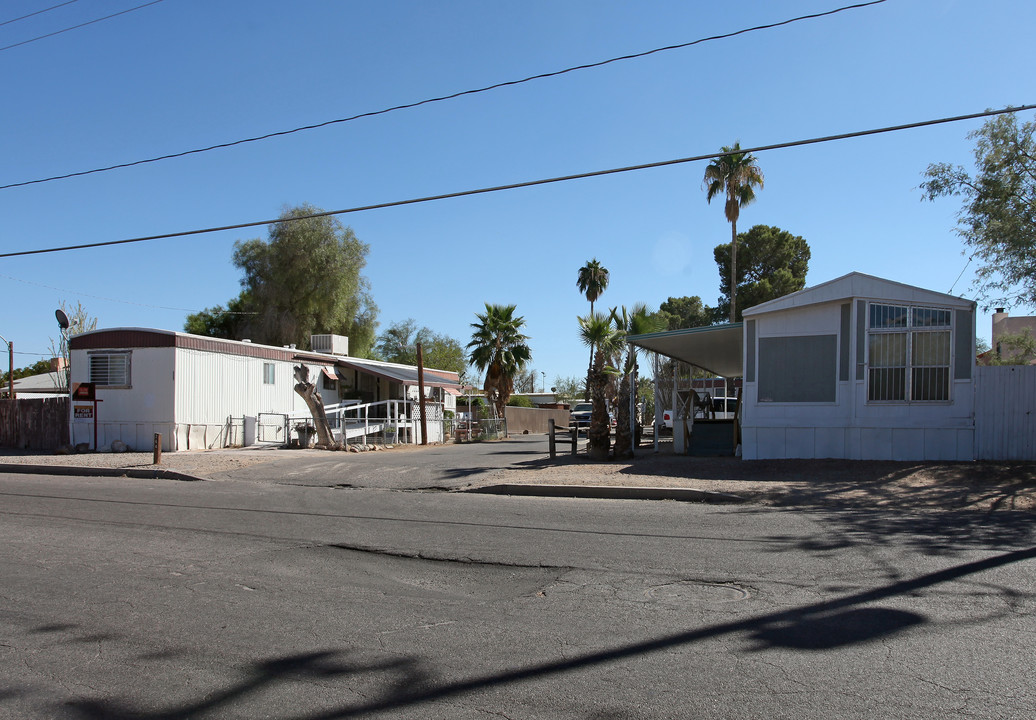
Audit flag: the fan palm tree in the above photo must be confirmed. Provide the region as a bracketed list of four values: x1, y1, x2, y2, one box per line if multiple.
[467, 303, 532, 419]
[578, 312, 623, 460]
[576, 259, 610, 399]
[611, 304, 664, 458]
[703, 143, 764, 322]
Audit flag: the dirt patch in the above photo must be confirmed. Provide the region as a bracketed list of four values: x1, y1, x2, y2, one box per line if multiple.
[479, 454, 1036, 512]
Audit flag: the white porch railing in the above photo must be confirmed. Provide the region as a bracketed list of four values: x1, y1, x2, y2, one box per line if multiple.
[287, 400, 444, 446]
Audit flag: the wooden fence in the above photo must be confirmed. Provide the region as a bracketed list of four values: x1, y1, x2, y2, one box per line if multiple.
[974, 365, 1036, 461]
[0, 397, 69, 450]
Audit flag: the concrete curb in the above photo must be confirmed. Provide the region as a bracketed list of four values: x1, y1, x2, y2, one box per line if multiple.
[466, 483, 746, 504]
[0, 463, 207, 483]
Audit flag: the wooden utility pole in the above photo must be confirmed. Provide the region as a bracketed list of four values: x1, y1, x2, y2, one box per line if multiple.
[416, 343, 428, 445]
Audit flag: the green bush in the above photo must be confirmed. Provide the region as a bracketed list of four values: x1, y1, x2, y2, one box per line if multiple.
[506, 395, 534, 408]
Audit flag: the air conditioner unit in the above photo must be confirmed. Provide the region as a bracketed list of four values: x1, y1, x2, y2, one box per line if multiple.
[310, 334, 349, 356]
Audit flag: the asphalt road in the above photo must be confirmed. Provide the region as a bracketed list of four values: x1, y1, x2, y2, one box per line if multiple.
[1, 469, 1034, 719]
[212, 434, 567, 489]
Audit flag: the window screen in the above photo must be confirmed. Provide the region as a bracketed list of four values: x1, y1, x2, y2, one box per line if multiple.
[263, 363, 275, 385]
[867, 303, 952, 402]
[89, 353, 130, 387]
[758, 335, 837, 403]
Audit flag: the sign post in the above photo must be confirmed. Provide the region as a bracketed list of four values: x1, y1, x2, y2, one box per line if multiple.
[72, 383, 101, 450]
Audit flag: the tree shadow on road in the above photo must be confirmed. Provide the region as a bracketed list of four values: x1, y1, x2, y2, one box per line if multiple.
[61, 547, 1036, 720]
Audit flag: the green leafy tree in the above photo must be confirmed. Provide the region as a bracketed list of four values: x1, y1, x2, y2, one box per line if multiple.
[991, 329, 1036, 365]
[374, 319, 467, 376]
[703, 143, 765, 322]
[576, 258, 610, 399]
[184, 294, 254, 339]
[551, 375, 584, 404]
[611, 304, 664, 458]
[921, 112, 1036, 308]
[578, 312, 623, 460]
[656, 295, 717, 330]
[1, 359, 52, 386]
[713, 225, 810, 320]
[467, 303, 532, 419]
[506, 395, 534, 408]
[186, 204, 378, 355]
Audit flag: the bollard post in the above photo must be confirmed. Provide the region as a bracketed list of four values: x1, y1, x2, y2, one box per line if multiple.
[153, 433, 162, 465]
[571, 426, 578, 456]
[548, 419, 556, 459]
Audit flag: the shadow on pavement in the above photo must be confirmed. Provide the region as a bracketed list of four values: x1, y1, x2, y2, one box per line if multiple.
[62, 547, 1036, 720]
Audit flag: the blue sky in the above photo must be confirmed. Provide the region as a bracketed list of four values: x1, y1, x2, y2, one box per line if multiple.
[2, 0, 1033, 386]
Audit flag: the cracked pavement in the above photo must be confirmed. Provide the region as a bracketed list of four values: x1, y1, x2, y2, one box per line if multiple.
[1, 466, 1034, 719]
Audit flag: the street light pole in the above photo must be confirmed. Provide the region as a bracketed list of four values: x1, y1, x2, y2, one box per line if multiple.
[0, 333, 13, 401]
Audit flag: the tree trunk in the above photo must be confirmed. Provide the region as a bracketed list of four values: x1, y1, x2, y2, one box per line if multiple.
[729, 219, 738, 323]
[293, 364, 338, 449]
[613, 369, 632, 459]
[587, 350, 611, 461]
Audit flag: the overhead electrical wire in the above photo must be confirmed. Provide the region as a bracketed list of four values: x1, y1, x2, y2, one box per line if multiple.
[0, 0, 80, 28]
[0, 273, 257, 314]
[0, 0, 887, 191]
[0, 0, 165, 53]
[2, 103, 1031, 261]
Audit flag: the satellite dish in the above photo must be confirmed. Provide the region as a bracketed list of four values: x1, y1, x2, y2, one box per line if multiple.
[55, 309, 70, 330]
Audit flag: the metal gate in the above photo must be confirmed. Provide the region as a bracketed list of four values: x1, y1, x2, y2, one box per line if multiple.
[974, 365, 1036, 460]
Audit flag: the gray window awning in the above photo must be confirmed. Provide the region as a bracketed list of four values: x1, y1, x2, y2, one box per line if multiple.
[627, 323, 744, 378]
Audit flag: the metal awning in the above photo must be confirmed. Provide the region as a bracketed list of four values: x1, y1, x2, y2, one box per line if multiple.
[335, 357, 461, 389]
[627, 322, 744, 378]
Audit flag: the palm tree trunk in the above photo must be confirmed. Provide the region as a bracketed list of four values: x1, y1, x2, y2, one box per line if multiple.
[584, 299, 595, 401]
[729, 219, 738, 323]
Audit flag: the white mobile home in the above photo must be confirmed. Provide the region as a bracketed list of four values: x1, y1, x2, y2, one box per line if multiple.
[740, 273, 975, 461]
[69, 329, 460, 451]
[630, 273, 978, 461]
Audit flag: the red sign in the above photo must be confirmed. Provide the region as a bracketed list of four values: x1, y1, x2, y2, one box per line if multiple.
[72, 382, 95, 401]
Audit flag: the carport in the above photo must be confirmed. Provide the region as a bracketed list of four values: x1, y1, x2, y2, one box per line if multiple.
[627, 323, 743, 456]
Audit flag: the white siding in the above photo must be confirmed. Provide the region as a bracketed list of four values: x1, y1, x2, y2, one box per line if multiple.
[742, 296, 976, 461]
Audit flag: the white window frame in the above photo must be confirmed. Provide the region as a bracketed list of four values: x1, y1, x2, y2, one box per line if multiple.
[866, 303, 952, 403]
[88, 351, 132, 388]
[263, 363, 276, 385]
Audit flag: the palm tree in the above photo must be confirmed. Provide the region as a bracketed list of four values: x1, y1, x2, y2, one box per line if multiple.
[576, 259, 610, 399]
[467, 303, 532, 419]
[578, 312, 623, 461]
[703, 143, 764, 322]
[611, 304, 664, 458]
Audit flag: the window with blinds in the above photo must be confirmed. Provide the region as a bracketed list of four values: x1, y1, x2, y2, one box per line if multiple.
[89, 352, 131, 387]
[868, 304, 951, 402]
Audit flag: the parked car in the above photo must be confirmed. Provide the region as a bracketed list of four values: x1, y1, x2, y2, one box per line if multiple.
[570, 402, 593, 428]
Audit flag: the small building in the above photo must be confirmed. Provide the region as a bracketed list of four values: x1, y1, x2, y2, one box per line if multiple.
[990, 308, 1036, 365]
[630, 272, 978, 461]
[740, 272, 976, 461]
[68, 328, 460, 451]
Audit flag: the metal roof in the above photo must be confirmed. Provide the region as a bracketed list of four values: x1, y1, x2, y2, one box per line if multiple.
[334, 357, 461, 389]
[627, 322, 744, 378]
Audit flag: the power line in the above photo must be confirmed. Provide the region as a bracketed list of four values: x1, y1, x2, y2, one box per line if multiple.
[3, 103, 1031, 261]
[0, 273, 256, 314]
[0, 0, 887, 191]
[0, 0, 165, 53]
[0, 1, 80, 28]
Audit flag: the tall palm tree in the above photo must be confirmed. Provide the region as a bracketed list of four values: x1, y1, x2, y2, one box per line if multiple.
[611, 304, 664, 458]
[578, 312, 623, 461]
[467, 303, 532, 419]
[703, 143, 764, 322]
[576, 259, 610, 399]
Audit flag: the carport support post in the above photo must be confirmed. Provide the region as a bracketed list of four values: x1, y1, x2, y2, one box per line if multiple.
[416, 343, 428, 446]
